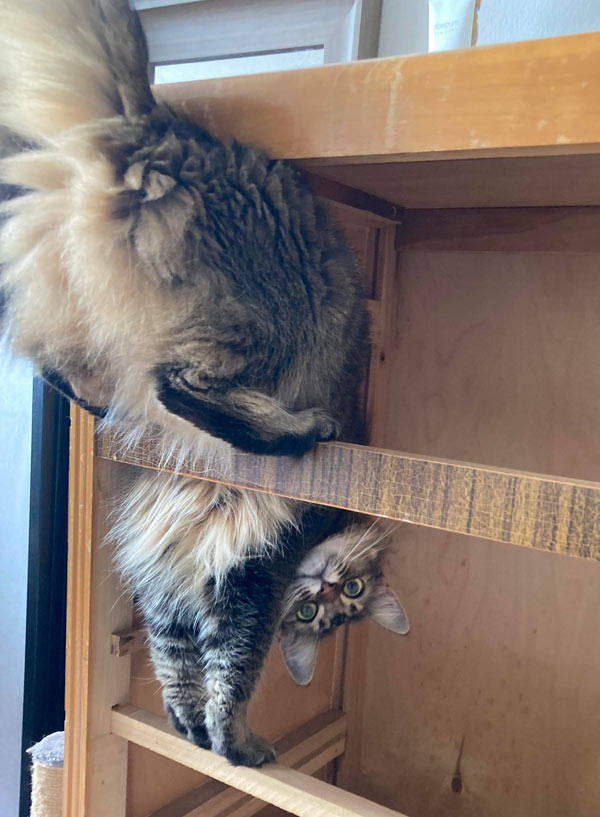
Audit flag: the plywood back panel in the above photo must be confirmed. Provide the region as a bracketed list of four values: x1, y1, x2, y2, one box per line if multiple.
[355, 528, 600, 817]
[347, 221, 600, 816]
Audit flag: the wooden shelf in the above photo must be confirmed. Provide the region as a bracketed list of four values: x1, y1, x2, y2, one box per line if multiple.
[111, 707, 404, 817]
[144, 710, 348, 817]
[64, 28, 600, 817]
[155, 33, 600, 165]
[96, 431, 600, 560]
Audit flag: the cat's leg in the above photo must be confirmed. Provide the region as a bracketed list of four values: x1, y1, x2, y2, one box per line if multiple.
[156, 365, 339, 455]
[145, 618, 212, 749]
[200, 559, 288, 766]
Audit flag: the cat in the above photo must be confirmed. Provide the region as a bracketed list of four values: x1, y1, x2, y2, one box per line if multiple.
[0, 0, 368, 458]
[0, 0, 376, 767]
[113, 475, 407, 765]
[279, 522, 409, 685]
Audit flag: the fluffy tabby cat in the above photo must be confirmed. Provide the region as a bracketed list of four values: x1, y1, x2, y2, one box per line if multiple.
[114, 479, 408, 764]
[0, 0, 395, 766]
[0, 0, 367, 457]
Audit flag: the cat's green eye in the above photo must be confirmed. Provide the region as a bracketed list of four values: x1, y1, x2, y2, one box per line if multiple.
[296, 602, 318, 622]
[342, 578, 365, 598]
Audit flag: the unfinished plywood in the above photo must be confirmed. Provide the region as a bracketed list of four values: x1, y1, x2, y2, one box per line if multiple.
[146, 711, 346, 817]
[354, 528, 600, 817]
[370, 249, 600, 479]
[346, 229, 600, 816]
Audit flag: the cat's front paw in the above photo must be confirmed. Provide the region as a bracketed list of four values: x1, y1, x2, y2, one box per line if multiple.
[285, 408, 340, 456]
[306, 409, 340, 443]
[222, 731, 276, 767]
[167, 705, 211, 749]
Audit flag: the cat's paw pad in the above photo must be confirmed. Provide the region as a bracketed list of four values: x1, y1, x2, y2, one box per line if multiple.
[223, 732, 276, 767]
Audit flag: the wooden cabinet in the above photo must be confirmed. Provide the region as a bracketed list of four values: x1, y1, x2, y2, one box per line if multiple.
[65, 32, 600, 817]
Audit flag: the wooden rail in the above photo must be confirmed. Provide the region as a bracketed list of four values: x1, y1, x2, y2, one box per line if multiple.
[154, 32, 600, 163]
[96, 431, 600, 560]
[147, 710, 346, 817]
[111, 707, 405, 817]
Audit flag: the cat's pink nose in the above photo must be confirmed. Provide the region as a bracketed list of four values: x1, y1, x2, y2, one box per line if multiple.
[320, 581, 336, 594]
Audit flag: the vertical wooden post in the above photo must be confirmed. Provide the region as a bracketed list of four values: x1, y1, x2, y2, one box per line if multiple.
[64, 407, 132, 816]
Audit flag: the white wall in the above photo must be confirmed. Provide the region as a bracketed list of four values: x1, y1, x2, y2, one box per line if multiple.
[0, 355, 32, 817]
[378, 0, 600, 56]
[478, 0, 600, 45]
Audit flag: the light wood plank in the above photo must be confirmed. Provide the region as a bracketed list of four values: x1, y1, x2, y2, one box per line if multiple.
[148, 711, 346, 817]
[155, 32, 600, 163]
[64, 407, 133, 817]
[111, 706, 405, 817]
[95, 433, 600, 560]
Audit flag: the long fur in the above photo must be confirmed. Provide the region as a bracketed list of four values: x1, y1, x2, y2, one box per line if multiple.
[113, 471, 345, 765]
[0, 0, 368, 460]
[0, 0, 372, 766]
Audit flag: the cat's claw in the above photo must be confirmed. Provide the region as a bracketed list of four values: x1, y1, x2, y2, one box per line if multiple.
[222, 732, 276, 768]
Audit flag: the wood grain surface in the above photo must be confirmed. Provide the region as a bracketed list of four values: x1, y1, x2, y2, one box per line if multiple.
[147, 711, 346, 817]
[64, 408, 132, 817]
[111, 706, 405, 817]
[154, 32, 600, 163]
[345, 231, 600, 817]
[95, 433, 600, 561]
[316, 155, 600, 209]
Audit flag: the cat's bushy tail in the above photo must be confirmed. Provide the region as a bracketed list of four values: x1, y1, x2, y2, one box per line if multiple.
[0, 0, 154, 146]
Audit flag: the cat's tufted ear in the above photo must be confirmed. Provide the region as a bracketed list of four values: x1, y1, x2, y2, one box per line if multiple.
[279, 630, 320, 686]
[114, 161, 194, 283]
[369, 585, 410, 635]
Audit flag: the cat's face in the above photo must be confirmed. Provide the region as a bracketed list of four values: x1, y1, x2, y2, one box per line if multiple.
[278, 523, 409, 685]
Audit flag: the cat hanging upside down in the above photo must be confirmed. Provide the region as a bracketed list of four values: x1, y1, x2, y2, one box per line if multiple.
[114, 472, 408, 765]
[0, 0, 408, 766]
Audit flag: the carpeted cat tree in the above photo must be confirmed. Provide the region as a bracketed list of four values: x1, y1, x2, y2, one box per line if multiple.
[27, 732, 64, 817]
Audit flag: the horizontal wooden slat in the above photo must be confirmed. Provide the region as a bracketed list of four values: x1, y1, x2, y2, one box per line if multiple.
[111, 706, 404, 817]
[96, 433, 600, 559]
[154, 32, 600, 163]
[148, 710, 346, 817]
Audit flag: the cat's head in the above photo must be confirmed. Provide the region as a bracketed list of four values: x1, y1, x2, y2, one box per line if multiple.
[278, 523, 409, 685]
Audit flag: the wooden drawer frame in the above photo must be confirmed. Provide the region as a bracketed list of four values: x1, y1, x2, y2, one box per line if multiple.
[64, 32, 600, 817]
